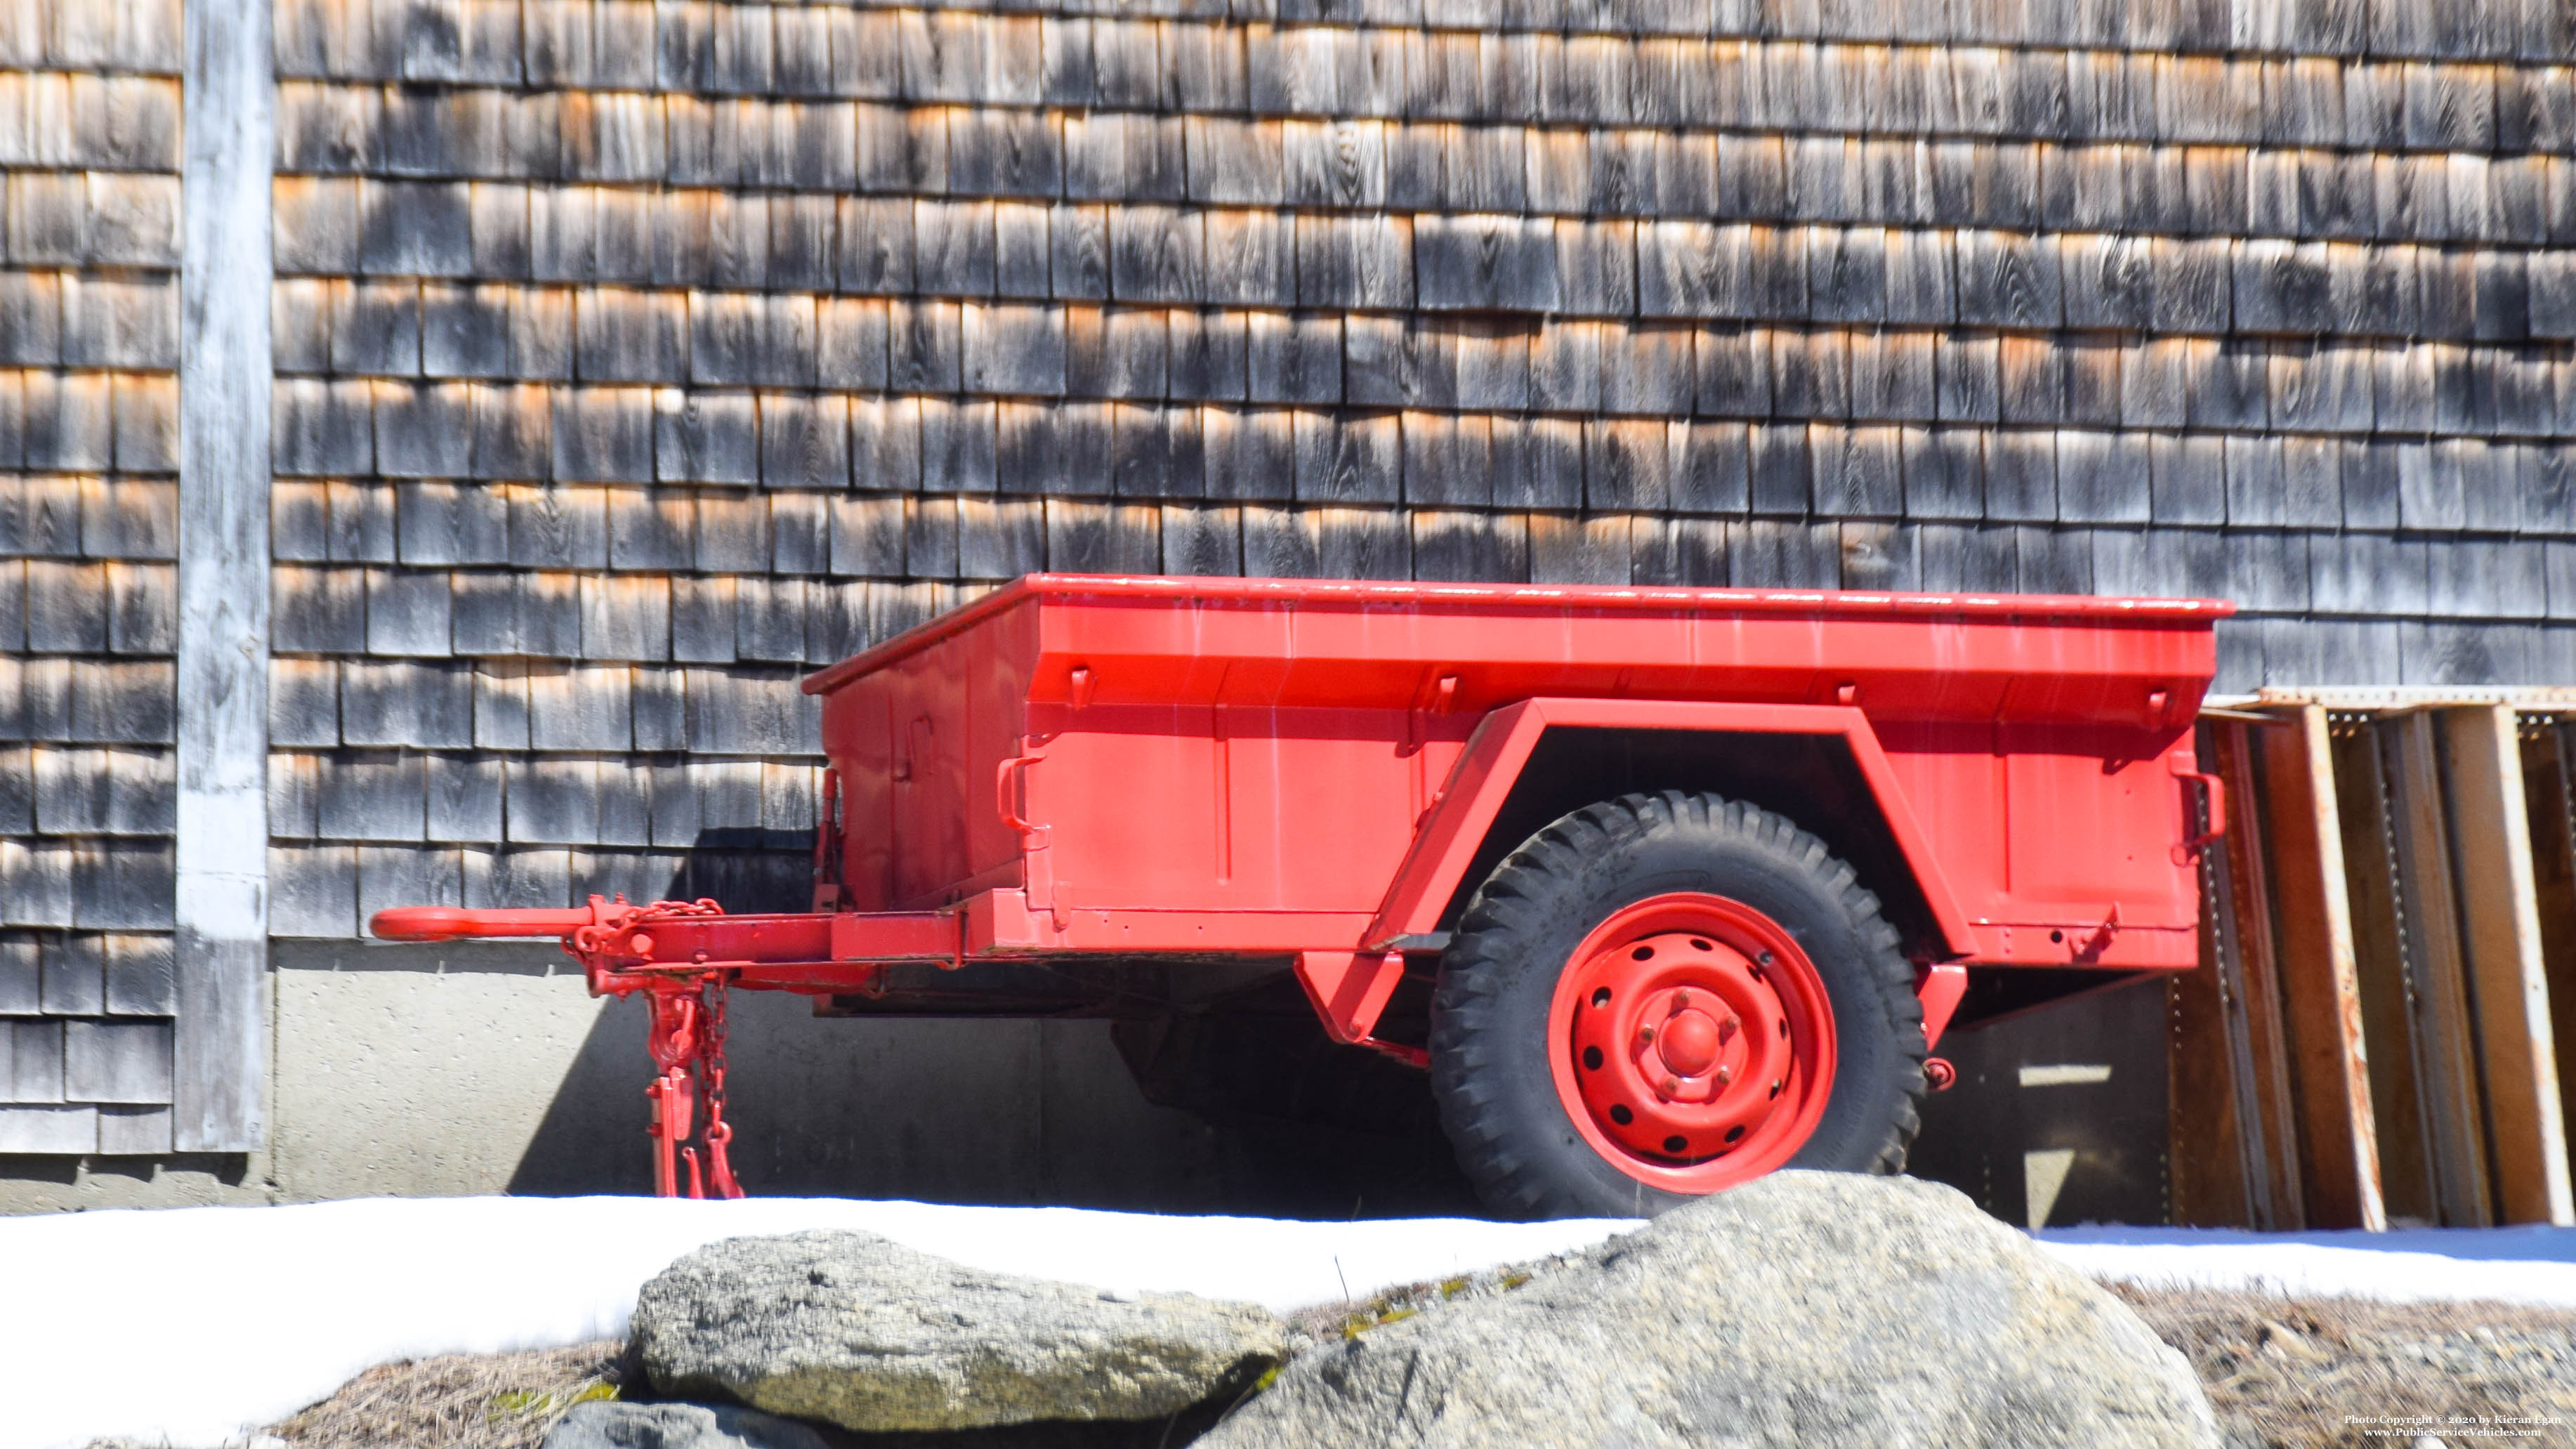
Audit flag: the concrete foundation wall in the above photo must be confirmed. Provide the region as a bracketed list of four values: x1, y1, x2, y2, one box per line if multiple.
[266, 940, 1263, 1206]
[270, 943, 622, 1201]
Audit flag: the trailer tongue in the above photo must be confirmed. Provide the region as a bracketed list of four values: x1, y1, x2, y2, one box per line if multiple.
[372, 574, 2230, 1216]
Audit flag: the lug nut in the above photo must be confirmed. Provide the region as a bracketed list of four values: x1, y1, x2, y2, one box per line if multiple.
[1718, 1014, 1737, 1043]
[1671, 989, 1690, 1010]
[1715, 1063, 1735, 1087]
[1636, 1024, 1656, 1045]
[1660, 1076, 1681, 1099]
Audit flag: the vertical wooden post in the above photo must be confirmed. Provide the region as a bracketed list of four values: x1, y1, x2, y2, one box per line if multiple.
[175, 0, 275, 1152]
[2334, 721, 2435, 1224]
[2525, 725, 2576, 1177]
[2385, 713, 2493, 1225]
[2256, 704, 2386, 1230]
[2440, 706, 2574, 1226]
[2209, 721, 2306, 1228]
[2170, 863, 2254, 1227]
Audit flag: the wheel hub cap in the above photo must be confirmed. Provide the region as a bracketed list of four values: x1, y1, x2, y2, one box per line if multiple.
[1569, 931, 1794, 1160]
[1650, 999, 1726, 1078]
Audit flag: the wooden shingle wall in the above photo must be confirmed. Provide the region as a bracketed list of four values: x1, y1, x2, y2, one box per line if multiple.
[0, 0, 185, 1151]
[259, 0, 2576, 938]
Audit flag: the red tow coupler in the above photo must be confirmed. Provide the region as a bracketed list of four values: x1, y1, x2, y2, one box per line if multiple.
[372, 897, 753, 1199]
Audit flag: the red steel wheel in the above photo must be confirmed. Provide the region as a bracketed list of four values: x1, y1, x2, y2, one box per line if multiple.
[1433, 792, 1924, 1218]
[1546, 893, 1837, 1193]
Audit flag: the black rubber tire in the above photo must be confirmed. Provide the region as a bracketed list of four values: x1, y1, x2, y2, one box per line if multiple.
[1430, 791, 1926, 1219]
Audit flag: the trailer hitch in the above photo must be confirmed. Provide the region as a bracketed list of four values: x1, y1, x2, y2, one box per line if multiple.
[374, 896, 745, 1198]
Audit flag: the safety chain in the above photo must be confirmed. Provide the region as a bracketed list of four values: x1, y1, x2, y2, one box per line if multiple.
[567, 895, 725, 970]
[697, 972, 741, 1199]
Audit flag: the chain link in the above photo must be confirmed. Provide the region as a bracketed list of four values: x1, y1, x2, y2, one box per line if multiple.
[700, 973, 729, 1141]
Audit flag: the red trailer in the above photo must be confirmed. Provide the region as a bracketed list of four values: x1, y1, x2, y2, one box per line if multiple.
[374, 575, 2230, 1217]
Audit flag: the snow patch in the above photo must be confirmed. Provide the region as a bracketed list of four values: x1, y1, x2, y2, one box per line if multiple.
[1, 1195, 1634, 1449]
[2033, 1222, 2576, 1310]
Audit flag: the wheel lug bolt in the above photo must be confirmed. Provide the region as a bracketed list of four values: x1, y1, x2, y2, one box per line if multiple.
[1719, 1015, 1737, 1043]
[1660, 1076, 1681, 1099]
[1716, 1064, 1735, 1087]
[1671, 989, 1690, 1010]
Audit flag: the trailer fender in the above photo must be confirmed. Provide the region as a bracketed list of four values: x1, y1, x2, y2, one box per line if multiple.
[1361, 698, 1982, 963]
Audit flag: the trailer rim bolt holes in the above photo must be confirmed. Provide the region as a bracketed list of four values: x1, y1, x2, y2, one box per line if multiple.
[1553, 893, 1837, 1186]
